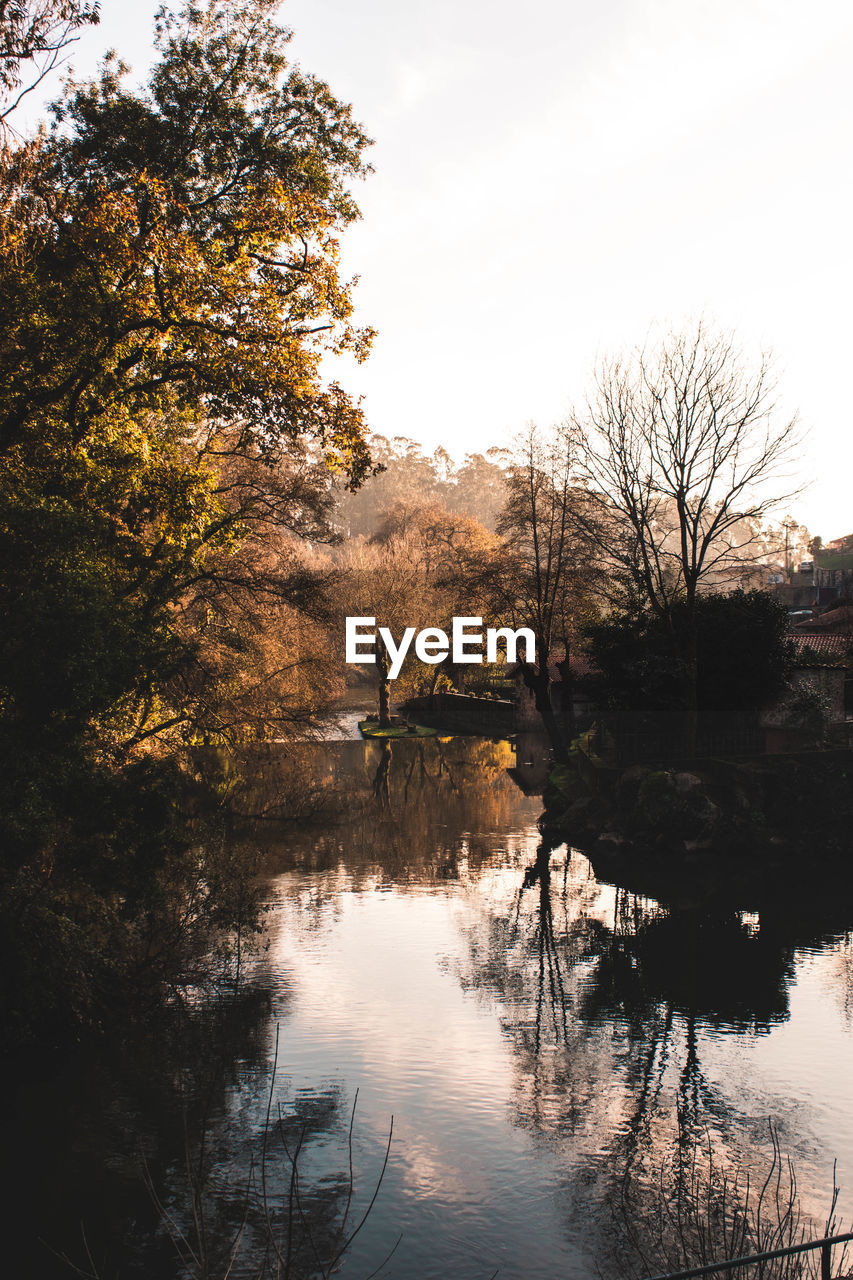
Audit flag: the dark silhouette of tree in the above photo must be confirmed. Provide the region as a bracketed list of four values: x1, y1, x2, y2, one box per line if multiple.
[584, 590, 793, 718]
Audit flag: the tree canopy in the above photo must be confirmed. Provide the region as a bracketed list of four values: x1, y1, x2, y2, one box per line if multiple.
[0, 0, 376, 1041]
[584, 590, 793, 717]
[0, 0, 375, 760]
[1, 0, 99, 122]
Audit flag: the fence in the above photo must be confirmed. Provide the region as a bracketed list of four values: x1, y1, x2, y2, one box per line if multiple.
[644, 1229, 853, 1280]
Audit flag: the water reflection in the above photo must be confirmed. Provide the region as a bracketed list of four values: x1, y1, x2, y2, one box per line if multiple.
[5, 738, 853, 1279]
[453, 824, 853, 1270]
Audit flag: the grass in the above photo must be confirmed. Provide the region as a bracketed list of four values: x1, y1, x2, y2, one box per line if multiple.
[358, 720, 438, 739]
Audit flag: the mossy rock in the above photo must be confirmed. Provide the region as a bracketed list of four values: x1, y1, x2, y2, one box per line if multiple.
[631, 769, 720, 844]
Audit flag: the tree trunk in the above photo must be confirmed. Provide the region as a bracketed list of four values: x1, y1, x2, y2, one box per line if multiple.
[377, 646, 391, 727]
[682, 621, 699, 758]
[523, 662, 568, 764]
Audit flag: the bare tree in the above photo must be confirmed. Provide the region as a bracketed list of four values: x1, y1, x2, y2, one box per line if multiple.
[494, 422, 604, 761]
[572, 320, 802, 750]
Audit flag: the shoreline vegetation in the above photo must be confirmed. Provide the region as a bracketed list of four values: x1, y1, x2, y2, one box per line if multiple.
[540, 731, 853, 862]
[2, 0, 847, 1049]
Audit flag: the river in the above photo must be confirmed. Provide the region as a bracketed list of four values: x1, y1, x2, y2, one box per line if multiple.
[4, 734, 853, 1279]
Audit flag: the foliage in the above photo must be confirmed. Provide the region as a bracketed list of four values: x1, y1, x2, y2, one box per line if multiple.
[335, 499, 500, 721]
[0, 0, 374, 747]
[2, 0, 373, 465]
[0, 0, 374, 1043]
[334, 435, 509, 536]
[0, 0, 99, 122]
[781, 679, 834, 742]
[584, 590, 794, 715]
[0, 754, 268, 1049]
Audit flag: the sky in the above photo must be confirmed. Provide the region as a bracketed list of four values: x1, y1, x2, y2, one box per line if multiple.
[16, 0, 853, 540]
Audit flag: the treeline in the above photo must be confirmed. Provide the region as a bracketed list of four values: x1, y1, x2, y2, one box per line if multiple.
[334, 436, 509, 537]
[335, 332, 807, 762]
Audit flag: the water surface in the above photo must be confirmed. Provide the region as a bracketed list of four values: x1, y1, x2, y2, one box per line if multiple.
[5, 736, 853, 1279]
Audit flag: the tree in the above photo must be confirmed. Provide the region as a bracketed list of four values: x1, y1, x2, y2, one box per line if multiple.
[492, 423, 604, 760]
[1, 0, 374, 477]
[370, 499, 499, 696]
[1, 0, 99, 124]
[333, 437, 510, 538]
[585, 590, 793, 719]
[339, 537, 437, 725]
[0, 0, 376, 1037]
[572, 321, 801, 751]
[0, 0, 375, 757]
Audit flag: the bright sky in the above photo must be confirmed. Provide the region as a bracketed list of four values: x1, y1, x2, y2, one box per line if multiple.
[16, 0, 853, 540]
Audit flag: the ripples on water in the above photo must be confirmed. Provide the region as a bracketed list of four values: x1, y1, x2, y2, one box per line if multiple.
[4, 735, 853, 1279]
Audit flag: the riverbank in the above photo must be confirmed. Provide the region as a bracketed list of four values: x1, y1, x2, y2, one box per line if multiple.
[542, 739, 853, 860]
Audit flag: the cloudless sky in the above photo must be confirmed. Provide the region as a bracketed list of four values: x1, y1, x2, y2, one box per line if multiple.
[17, 0, 853, 539]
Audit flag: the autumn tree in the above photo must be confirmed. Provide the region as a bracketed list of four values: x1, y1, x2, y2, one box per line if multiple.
[0, 0, 374, 757]
[1, 0, 373, 473]
[161, 440, 346, 742]
[0, 0, 376, 1036]
[370, 499, 499, 695]
[572, 322, 801, 752]
[340, 537, 438, 725]
[334, 437, 509, 538]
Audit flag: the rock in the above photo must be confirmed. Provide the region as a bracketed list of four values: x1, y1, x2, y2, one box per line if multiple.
[632, 768, 720, 841]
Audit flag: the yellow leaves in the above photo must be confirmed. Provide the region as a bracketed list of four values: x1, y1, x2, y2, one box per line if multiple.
[0, 113, 375, 633]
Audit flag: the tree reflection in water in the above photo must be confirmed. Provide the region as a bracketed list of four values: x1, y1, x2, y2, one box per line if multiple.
[453, 827, 853, 1272]
[219, 736, 535, 890]
[212, 739, 853, 1273]
[372, 740, 393, 809]
[4, 987, 396, 1280]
